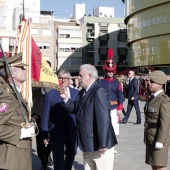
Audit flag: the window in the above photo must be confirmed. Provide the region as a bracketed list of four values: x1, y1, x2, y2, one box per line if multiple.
[65, 34, 70, 38]
[43, 43, 50, 49]
[100, 30, 107, 34]
[99, 41, 108, 47]
[42, 29, 51, 36]
[31, 29, 38, 35]
[37, 43, 43, 49]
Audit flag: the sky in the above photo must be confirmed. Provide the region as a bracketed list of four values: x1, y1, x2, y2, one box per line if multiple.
[40, 0, 125, 19]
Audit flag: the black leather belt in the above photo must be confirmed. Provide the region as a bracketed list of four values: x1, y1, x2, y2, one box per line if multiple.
[145, 122, 158, 129]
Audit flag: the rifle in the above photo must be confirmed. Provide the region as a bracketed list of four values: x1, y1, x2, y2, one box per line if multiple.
[0, 44, 32, 127]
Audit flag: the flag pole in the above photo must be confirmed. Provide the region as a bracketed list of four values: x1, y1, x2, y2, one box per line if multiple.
[22, 0, 25, 20]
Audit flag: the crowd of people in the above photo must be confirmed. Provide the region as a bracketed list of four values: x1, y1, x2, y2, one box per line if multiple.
[0, 50, 170, 170]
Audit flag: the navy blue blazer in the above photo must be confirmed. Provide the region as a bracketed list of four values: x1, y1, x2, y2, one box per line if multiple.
[41, 87, 79, 141]
[64, 81, 117, 152]
[127, 77, 139, 100]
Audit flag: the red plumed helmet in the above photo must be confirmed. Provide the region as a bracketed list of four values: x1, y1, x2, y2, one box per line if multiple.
[103, 48, 116, 73]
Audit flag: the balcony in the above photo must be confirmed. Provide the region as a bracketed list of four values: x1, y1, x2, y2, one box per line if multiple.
[87, 46, 94, 53]
[98, 47, 108, 55]
[98, 33, 109, 41]
[117, 47, 128, 55]
[86, 32, 95, 39]
[98, 60, 105, 65]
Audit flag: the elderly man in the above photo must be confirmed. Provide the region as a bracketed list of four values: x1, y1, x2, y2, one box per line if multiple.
[144, 70, 170, 170]
[60, 64, 117, 170]
[0, 53, 34, 170]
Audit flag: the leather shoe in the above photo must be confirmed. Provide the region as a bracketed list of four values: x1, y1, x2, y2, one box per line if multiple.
[120, 120, 127, 124]
[133, 122, 141, 125]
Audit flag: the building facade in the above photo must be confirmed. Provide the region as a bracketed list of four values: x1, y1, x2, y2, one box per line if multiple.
[0, 1, 128, 74]
[81, 16, 127, 74]
[124, 0, 170, 70]
[55, 22, 83, 72]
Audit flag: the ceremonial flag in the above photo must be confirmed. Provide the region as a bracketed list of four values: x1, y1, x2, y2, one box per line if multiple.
[16, 20, 60, 120]
[17, 20, 32, 120]
[31, 38, 60, 89]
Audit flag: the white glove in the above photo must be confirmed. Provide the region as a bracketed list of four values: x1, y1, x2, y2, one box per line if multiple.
[155, 142, 163, 149]
[20, 126, 35, 139]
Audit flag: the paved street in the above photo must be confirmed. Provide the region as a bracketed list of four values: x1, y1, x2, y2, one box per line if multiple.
[32, 99, 170, 170]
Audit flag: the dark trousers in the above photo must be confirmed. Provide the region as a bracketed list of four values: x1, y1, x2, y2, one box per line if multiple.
[124, 99, 141, 123]
[36, 126, 52, 166]
[51, 138, 77, 170]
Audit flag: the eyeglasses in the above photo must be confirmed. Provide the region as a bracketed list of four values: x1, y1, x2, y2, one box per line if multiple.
[58, 77, 70, 81]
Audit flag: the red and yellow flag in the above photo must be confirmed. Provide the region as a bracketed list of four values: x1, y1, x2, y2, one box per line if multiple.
[31, 38, 60, 89]
[16, 20, 60, 119]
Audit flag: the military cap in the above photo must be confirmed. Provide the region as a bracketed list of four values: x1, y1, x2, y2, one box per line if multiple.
[150, 70, 167, 84]
[103, 48, 116, 73]
[0, 52, 28, 67]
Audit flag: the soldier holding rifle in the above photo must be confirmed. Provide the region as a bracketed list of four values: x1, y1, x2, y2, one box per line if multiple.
[0, 50, 35, 170]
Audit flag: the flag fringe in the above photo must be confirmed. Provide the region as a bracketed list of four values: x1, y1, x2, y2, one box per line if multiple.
[32, 81, 61, 91]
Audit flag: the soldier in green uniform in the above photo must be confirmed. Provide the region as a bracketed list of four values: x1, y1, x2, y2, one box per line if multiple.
[144, 70, 170, 170]
[0, 53, 34, 170]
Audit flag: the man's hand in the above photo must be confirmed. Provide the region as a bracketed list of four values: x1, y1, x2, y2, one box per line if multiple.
[117, 110, 122, 116]
[155, 142, 163, 149]
[98, 147, 107, 154]
[60, 87, 69, 100]
[131, 97, 134, 100]
[43, 139, 49, 147]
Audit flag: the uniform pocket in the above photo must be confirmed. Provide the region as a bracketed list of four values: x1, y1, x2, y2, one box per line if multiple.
[0, 143, 11, 169]
[0, 143, 6, 158]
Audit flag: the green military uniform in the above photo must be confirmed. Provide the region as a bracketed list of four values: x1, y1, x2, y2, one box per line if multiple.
[0, 52, 32, 170]
[144, 71, 170, 166]
[0, 77, 32, 170]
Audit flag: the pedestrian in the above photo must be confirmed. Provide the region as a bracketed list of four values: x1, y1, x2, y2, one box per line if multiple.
[41, 69, 79, 170]
[120, 70, 141, 124]
[60, 64, 117, 170]
[99, 48, 123, 154]
[144, 70, 170, 170]
[0, 52, 34, 170]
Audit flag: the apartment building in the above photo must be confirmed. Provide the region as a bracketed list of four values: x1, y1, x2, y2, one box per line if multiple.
[55, 21, 83, 72]
[80, 15, 127, 74]
[0, 1, 128, 74]
[0, 0, 40, 56]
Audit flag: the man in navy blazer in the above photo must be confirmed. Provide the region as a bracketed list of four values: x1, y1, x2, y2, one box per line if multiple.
[60, 64, 117, 170]
[41, 70, 79, 170]
[121, 70, 141, 124]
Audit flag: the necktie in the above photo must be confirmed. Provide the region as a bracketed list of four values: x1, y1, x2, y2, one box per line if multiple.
[148, 95, 154, 103]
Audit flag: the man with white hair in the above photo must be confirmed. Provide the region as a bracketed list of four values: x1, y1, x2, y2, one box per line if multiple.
[60, 64, 117, 170]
